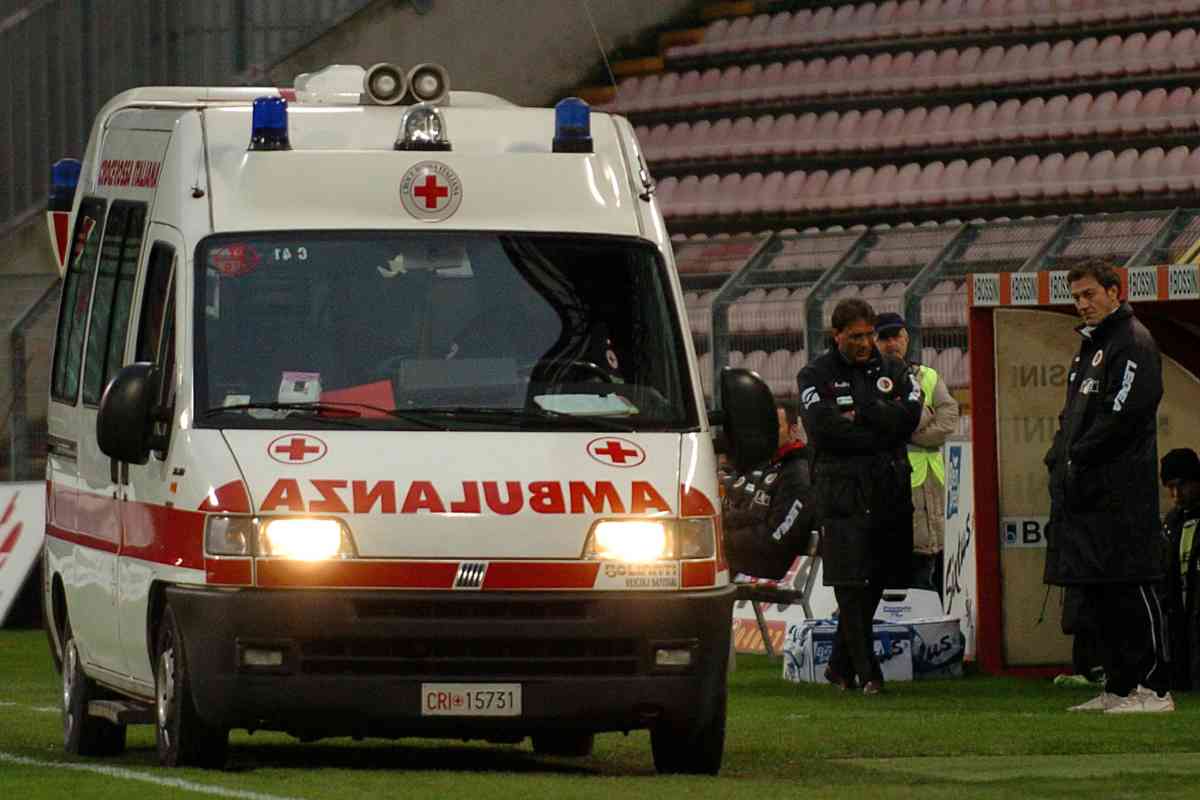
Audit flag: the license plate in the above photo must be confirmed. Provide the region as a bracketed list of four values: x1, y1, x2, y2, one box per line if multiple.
[420, 683, 522, 717]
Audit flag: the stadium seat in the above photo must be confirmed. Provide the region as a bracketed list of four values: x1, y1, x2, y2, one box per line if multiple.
[1161, 146, 1193, 192]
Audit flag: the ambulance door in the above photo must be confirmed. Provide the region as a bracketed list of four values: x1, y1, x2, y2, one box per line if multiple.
[117, 228, 181, 685]
[74, 199, 149, 675]
[46, 197, 107, 663]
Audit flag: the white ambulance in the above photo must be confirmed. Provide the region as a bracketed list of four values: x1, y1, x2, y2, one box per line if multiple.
[42, 63, 776, 773]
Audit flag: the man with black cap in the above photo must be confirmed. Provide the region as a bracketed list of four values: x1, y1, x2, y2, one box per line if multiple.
[875, 312, 960, 598]
[1043, 257, 1172, 713]
[1161, 447, 1200, 690]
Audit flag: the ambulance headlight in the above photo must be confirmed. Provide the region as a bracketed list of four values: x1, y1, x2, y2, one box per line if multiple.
[395, 103, 451, 151]
[587, 520, 670, 562]
[583, 518, 716, 562]
[259, 518, 357, 560]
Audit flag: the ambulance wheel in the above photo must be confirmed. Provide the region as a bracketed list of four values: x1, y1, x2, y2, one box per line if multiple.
[531, 732, 594, 757]
[650, 680, 726, 775]
[62, 623, 126, 756]
[155, 605, 228, 768]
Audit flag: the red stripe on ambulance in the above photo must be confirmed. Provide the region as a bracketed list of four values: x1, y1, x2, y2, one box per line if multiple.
[257, 559, 459, 589]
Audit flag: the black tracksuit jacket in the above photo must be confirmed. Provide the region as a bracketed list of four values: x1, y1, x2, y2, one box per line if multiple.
[1044, 303, 1164, 585]
[797, 348, 923, 587]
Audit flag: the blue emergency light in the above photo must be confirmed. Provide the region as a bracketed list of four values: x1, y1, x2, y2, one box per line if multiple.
[249, 96, 291, 151]
[553, 97, 593, 154]
[48, 158, 82, 211]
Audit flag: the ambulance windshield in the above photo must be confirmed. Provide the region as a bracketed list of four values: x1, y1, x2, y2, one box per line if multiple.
[195, 232, 699, 431]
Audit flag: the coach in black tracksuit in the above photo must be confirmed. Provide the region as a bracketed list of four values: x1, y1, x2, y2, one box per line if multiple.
[1044, 259, 1172, 712]
[798, 299, 923, 694]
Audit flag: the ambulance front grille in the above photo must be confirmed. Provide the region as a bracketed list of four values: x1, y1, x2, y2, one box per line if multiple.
[298, 637, 639, 677]
[353, 599, 592, 621]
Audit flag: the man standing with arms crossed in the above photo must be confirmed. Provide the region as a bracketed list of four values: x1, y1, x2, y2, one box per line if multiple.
[875, 312, 960, 599]
[1044, 258, 1173, 713]
[798, 299, 922, 694]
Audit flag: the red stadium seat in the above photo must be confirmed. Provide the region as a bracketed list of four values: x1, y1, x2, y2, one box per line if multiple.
[908, 105, 951, 146]
[1076, 149, 1116, 197]
[1167, 147, 1200, 193]
[1166, 87, 1196, 132]
[822, 168, 858, 211]
[928, 159, 969, 205]
[1108, 88, 1147, 135]
[1009, 154, 1042, 200]
[1113, 148, 1145, 195]
[755, 171, 787, 215]
[1169, 27, 1198, 71]
[1024, 152, 1064, 200]
[901, 161, 946, 205]
[983, 156, 1017, 201]
[1078, 91, 1118, 136]
[1157, 145, 1190, 193]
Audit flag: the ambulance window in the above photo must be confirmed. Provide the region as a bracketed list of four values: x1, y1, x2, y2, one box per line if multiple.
[81, 202, 147, 407]
[135, 243, 175, 363]
[139, 249, 177, 455]
[51, 197, 106, 404]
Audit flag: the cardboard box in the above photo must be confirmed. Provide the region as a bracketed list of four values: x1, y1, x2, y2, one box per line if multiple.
[783, 619, 913, 683]
[909, 616, 966, 679]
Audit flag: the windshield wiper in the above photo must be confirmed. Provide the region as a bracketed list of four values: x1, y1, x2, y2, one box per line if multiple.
[201, 401, 446, 430]
[398, 406, 637, 431]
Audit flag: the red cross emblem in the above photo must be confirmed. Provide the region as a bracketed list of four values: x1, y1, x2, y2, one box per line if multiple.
[413, 175, 449, 209]
[400, 162, 462, 221]
[268, 434, 327, 465]
[587, 437, 645, 468]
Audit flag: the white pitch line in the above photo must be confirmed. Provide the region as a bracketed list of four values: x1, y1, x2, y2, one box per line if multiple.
[0, 699, 57, 713]
[0, 752, 306, 800]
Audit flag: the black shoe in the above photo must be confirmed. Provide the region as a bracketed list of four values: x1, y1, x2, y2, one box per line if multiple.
[824, 666, 854, 691]
[862, 680, 884, 696]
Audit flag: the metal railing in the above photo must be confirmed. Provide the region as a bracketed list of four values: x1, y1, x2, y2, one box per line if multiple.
[682, 209, 1200, 405]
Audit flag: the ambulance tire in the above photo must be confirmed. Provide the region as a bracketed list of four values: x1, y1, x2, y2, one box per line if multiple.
[531, 732, 595, 757]
[649, 677, 726, 775]
[62, 622, 127, 757]
[155, 605, 228, 768]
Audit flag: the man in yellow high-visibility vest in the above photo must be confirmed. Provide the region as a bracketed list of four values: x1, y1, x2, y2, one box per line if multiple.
[876, 313, 960, 598]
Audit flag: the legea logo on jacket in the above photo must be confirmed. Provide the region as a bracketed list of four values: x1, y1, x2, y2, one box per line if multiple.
[1113, 361, 1138, 411]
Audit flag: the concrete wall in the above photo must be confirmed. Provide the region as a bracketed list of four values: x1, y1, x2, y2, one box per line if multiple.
[267, 0, 696, 107]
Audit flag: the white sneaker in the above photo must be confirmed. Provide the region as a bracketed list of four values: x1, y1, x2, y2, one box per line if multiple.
[1068, 692, 1122, 712]
[1105, 686, 1175, 714]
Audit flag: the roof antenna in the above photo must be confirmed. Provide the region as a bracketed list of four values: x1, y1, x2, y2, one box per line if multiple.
[581, 0, 618, 94]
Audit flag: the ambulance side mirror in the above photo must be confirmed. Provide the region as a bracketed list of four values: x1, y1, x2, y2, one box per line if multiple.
[97, 362, 159, 465]
[716, 367, 777, 474]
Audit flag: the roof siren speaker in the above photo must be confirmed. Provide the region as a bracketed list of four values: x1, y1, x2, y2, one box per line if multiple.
[363, 62, 408, 105]
[406, 63, 450, 105]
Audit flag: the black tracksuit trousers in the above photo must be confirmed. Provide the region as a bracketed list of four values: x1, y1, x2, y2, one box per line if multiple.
[1082, 582, 1170, 696]
[831, 583, 886, 685]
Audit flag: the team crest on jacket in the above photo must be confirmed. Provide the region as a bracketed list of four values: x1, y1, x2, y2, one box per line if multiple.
[876, 376, 894, 393]
[1091, 350, 1104, 367]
